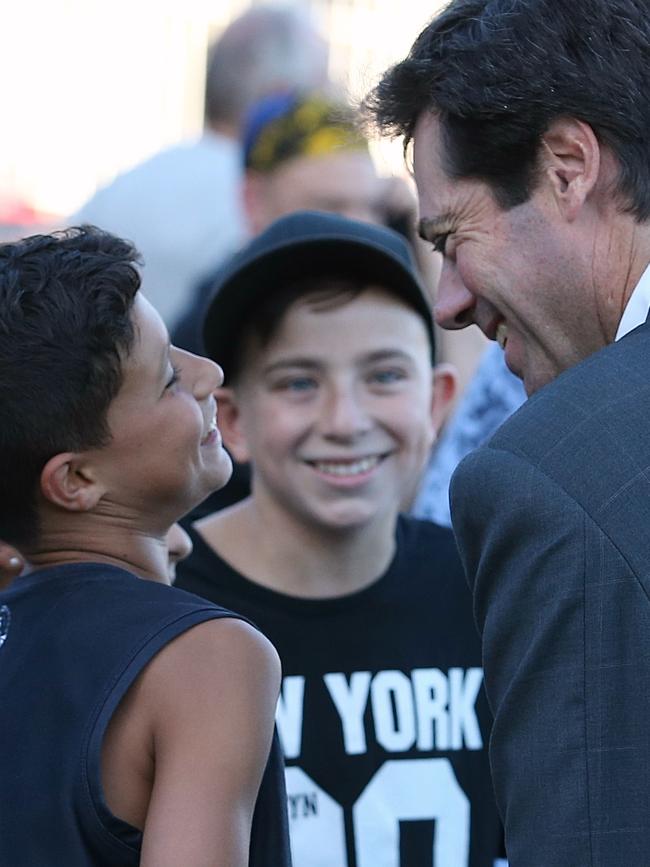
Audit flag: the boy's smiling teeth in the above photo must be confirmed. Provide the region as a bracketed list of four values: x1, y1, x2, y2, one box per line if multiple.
[310, 456, 382, 477]
[201, 418, 218, 443]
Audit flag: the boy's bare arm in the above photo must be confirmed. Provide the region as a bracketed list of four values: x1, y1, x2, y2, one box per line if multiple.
[137, 617, 281, 867]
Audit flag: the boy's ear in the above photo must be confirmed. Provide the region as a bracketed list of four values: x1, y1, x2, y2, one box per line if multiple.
[430, 363, 457, 435]
[40, 453, 106, 513]
[216, 387, 252, 464]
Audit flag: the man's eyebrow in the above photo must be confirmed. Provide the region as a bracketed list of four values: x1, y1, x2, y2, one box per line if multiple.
[418, 212, 454, 241]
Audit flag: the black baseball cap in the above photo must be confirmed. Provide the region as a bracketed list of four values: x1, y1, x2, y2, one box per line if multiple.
[202, 210, 435, 378]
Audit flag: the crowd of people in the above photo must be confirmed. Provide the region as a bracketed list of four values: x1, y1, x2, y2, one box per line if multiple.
[2, 1, 650, 865]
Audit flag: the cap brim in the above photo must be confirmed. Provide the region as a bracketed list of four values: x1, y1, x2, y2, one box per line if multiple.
[203, 234, 433, 377]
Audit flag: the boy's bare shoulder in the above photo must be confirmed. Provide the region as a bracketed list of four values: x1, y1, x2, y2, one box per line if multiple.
[141, 616, 281, 709]
[106, 616, 282, 866]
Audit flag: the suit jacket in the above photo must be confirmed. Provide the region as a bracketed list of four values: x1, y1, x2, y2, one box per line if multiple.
[450, 319, 650, 867]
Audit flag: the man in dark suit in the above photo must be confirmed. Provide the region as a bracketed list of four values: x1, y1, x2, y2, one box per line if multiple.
[366, 1, 650, 865]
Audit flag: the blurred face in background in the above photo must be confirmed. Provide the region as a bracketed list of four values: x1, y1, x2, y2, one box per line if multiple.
[244, 149, 386, 234]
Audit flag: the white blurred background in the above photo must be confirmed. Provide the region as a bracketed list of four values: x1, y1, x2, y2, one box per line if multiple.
[2, 0, 443, 223]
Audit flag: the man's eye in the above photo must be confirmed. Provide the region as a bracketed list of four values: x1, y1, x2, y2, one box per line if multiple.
[431, 233, 450, 255]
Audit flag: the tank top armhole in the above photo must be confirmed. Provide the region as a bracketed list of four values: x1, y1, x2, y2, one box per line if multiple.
[78, 606, 239, 856]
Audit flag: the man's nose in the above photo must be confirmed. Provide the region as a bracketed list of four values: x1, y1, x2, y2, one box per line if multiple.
[433, 261, 476, 330]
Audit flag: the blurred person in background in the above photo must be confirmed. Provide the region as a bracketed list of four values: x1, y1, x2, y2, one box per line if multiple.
[73, 5, 329, 328]
[173, 90, 387, 356]
[412, 343, 526, 527]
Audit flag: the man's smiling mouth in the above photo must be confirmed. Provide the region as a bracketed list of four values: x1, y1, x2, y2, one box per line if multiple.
[496, 321, 509, 350]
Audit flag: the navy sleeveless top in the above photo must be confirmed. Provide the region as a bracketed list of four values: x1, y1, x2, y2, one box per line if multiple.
[0, 563, 291, 866]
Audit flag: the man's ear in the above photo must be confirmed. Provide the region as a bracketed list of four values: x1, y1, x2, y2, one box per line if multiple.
[40, 453, 106, 513]
[430, 363, 457, 435]
[216, 387, 251, 464]
[540, 118, 601, 220]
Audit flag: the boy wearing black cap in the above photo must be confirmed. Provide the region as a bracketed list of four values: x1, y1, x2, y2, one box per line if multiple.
[175, 211, 504, 867]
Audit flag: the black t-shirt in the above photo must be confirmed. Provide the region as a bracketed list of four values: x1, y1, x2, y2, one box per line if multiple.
[176, 515, 504, 867]
[0, 563, 290, 867]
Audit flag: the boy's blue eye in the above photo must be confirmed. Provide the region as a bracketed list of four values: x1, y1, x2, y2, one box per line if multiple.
[284, 377, 316, 392]
[370, 368, 406, 385]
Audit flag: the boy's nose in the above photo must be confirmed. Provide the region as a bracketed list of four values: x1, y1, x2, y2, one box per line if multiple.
[320, 386, 372, 441]
[172, 346, 224, 397]
[197, 357, 224, 397]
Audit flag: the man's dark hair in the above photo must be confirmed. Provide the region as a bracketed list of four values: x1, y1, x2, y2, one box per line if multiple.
[0, 226, 141, 547]
[365, 0, 650, 219]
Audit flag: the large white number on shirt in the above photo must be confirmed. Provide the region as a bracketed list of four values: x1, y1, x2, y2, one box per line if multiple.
[354, 759, 469, 867]
[285, 767, 347, 866]
[285, 759, 470, 867]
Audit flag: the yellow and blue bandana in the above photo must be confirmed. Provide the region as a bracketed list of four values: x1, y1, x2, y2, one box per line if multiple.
[243, 91, 369, 173]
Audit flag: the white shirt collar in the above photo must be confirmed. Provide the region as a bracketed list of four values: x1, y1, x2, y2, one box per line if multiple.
[615, 263, 650, 340]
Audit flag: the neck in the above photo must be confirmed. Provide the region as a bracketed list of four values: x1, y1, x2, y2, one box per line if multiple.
[25, 511, 171, 584]
[598, 218, 650, 339]
[196, 495, 398, 599]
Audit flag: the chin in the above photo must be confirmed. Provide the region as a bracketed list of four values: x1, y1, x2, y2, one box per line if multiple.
[523, 368, 556, 396]
[178, 455, 233, 514]
[205, 451, 234, 491]
[313, 505, 379, 532]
